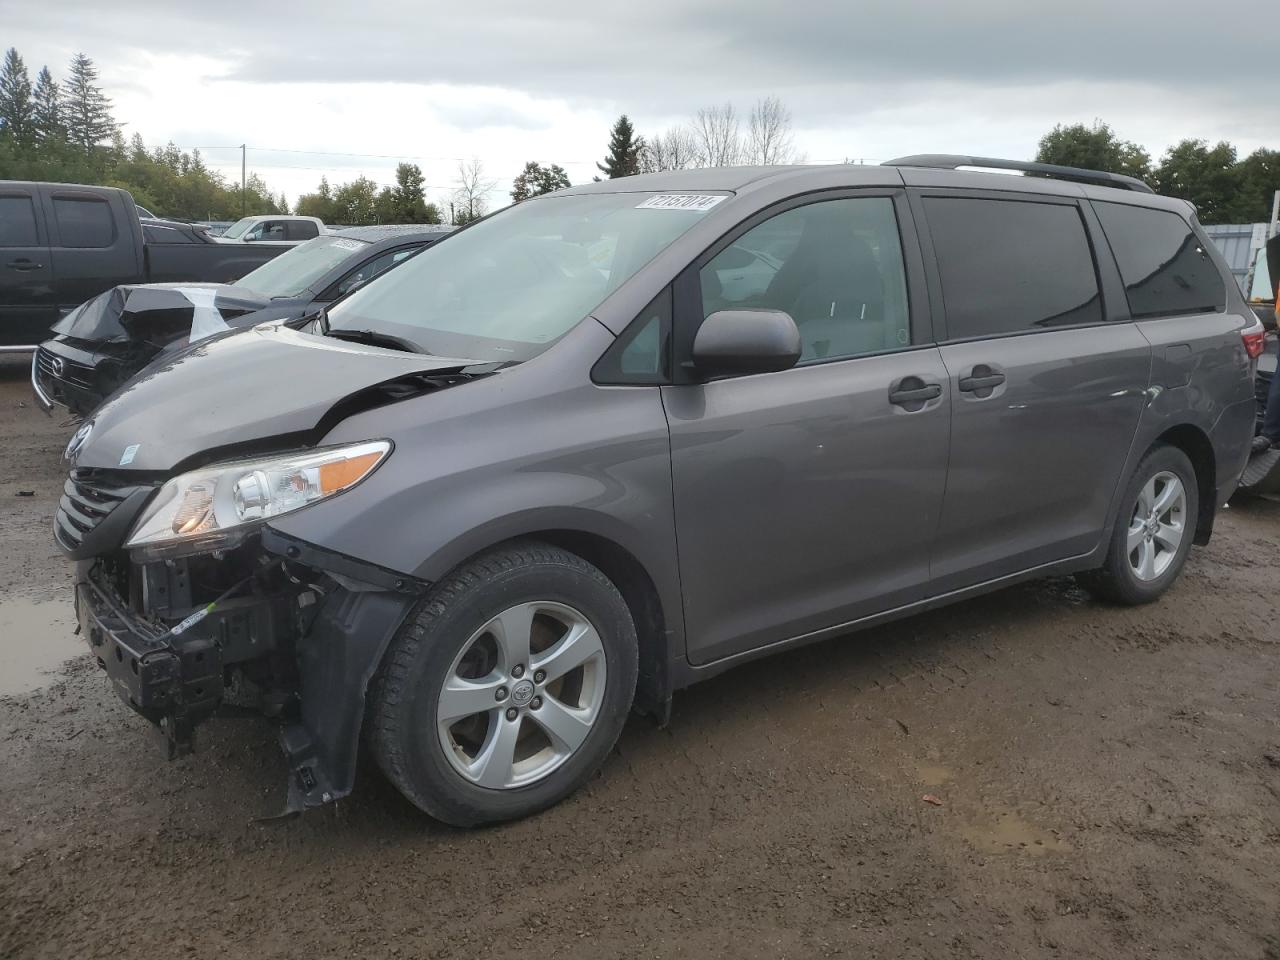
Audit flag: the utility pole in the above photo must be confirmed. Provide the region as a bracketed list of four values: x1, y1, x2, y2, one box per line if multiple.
[1270, 188, 1278, 239]
[241, 144, 247, 217]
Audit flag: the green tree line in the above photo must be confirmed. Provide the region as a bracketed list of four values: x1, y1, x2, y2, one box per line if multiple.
[294, 163, 445, 225]
[1036, 121, 1278, 223]
[0, 46, 285, 220]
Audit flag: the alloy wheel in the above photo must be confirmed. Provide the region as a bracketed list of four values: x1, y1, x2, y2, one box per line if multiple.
[437, 601, 607, 789]
[1126, 471, 1186, 582]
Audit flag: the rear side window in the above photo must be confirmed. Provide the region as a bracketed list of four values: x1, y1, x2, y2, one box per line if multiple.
[53, 197, 115, 248]
[0, 195, 39, 246]
[925, 197, 1103, 338]
[287, 220, 320, 241]
[1093, 202, 1226, 318]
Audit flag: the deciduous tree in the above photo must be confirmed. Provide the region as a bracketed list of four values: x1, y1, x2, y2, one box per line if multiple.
[692, 103, 742, 167]
[641, 126, 699, 172]
[510, 160, 571, 201]
[1035, 121, 1151, 182]
[452, 157, 496, 222]
[1154, 139, 1241, 223]
[746, 96, 797, 165]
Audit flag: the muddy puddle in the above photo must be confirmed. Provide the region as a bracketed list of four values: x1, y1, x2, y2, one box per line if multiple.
[0, 597, 83, 698]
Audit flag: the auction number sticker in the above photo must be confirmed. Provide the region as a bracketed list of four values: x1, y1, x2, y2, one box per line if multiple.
[332, 238, 364, 250]
[636, 194, 726, 211]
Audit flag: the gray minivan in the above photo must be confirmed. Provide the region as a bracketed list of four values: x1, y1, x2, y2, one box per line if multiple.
[57, 157, 1262, 825]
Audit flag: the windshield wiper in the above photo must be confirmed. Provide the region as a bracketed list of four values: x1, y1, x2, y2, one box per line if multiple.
[325, 327, 421, 353]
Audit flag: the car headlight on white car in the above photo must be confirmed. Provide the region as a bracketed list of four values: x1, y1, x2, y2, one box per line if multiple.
[125, 440, 391, 559]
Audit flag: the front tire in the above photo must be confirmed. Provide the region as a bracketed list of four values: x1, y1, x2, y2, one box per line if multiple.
[1079, 444, 1199, 605]
[369, 541, 638, 826]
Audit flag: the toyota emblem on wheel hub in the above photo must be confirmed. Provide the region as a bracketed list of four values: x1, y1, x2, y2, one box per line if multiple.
[510, 679, 535, 706]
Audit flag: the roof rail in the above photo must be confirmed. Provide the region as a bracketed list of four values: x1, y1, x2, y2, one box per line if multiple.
[883, 154, 1155, 194]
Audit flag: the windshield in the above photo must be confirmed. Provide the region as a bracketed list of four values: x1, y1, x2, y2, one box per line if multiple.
[236, 235, 370, 298]
[221, 217, 256, 240]
[326, 192, 725, 361]
[1249, 244, 1274, 302]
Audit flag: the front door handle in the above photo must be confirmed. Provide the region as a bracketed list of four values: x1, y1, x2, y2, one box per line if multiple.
[888, 381, 942, 406]
[6, 258, 43, 271]
[958, 367, 1006, 393]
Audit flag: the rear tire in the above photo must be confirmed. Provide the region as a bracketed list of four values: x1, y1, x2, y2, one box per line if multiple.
[1078, 444, 1199, 605]
[369, 541, 638, 826]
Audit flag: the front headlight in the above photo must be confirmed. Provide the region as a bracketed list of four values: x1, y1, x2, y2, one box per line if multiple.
[125, 440, 391, 558]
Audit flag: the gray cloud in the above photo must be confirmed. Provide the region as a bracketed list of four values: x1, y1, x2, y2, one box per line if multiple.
[6, 0, 1277, 189]
[17, 0, 1278, 107]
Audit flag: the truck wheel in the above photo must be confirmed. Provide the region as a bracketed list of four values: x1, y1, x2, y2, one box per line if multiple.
[1078, 444, 1199, 606]
[369, 541, 638, 826]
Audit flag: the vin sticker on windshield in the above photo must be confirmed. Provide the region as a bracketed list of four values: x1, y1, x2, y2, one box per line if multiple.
[636, 194, 726, 212]
[332, 238, 364, 251]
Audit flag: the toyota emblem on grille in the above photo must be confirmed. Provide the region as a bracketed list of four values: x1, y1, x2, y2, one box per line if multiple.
[50, 356, 65, 378]
[64, 420, 93, 461]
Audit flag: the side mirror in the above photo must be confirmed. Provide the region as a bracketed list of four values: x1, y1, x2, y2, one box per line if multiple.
[692, 309, 801, 377]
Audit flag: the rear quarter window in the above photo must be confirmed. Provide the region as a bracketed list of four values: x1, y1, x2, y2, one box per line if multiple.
[52, 196, 116, 248]
[1093, 201, 1225, 318]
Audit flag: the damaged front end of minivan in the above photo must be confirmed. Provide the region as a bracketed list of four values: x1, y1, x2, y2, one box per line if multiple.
[57, 323, 492, 814]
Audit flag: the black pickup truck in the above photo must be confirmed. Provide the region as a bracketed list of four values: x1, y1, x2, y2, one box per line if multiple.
[0, 181, 287, 350]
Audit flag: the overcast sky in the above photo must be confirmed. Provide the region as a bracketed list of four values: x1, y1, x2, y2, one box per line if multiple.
[6, 0, 1278, 210]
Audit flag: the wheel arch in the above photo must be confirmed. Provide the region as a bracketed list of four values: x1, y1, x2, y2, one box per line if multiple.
[1153, 423, 1216, 545]
[414, 513, 680, 723]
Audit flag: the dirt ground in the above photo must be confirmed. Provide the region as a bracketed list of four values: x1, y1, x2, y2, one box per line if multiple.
[1, 354, 1278, 960]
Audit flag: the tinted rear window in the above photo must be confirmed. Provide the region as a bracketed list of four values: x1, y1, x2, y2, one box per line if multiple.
[925, 197, 1103, 339]
[0, 195, 39, 246]
[1093, 201, 1225, 318]
[287, 221, 319, 241]
[53, 197, 115, 248]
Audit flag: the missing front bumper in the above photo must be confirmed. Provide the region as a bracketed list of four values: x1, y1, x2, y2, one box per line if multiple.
[76, 535, 425, 814]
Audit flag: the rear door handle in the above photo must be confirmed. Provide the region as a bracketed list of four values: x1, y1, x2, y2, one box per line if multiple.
[6, 259, 43, 271]
[888, 382, 942, 406]
[958, 372, 1005, 392]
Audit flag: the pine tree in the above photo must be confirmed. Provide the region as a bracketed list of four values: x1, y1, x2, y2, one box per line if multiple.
[597, 115, 644, 179]
[32, 66, 63, 146]
[63, 53, 115, 155]
[0, 48, 35, 148]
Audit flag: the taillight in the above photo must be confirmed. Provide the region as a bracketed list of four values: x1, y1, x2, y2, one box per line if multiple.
[1242, 321, 1266, 359]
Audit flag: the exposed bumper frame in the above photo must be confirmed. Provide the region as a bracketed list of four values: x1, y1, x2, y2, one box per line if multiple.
[76, 532, 428, 816]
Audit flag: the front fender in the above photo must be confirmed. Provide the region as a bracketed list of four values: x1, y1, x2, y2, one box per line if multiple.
[269, 320, 684, 663]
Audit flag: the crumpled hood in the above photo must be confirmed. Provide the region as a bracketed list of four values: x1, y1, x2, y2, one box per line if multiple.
[51, 283, 271, 346]
[70, 323, 479, 473]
